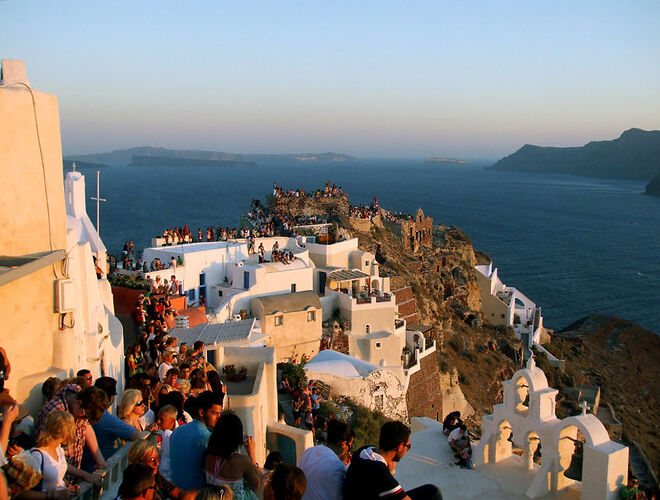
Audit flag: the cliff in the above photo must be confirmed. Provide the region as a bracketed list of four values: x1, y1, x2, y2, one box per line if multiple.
[129, 155, 256, 168]
[490, 128, 660, 180]
[645, 171, 660, 196]
[66, 147, 356, 166]
[542, 315, 660, 478]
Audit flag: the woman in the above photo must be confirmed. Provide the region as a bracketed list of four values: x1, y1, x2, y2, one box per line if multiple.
[126, 344, 145, 379]
[128, 440, 186, 500]
[205, 413, 261, 500]
[118, 389, 147, 431]
[21, 411, 101, 499]
[195, 485, 233, 500]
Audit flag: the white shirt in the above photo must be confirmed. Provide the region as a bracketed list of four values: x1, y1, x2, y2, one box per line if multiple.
[158, 362, 173, 382]
[31, 447, 67, 491]
[448, 427, 465, 443]
[158, 429, 173, 480]
[298, 444, 346, 500]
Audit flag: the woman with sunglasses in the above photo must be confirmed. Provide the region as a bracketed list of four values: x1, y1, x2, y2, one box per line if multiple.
[119, 389, 150, 432]
[127, 440, 191, 500]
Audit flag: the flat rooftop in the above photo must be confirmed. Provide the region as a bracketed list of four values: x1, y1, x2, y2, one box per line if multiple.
[396, 418, 578, 500]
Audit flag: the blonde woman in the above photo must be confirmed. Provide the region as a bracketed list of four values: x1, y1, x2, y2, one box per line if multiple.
[20, 411, 101, 500]
[118, 389, 148, 431]
[128, 440, 187, 500]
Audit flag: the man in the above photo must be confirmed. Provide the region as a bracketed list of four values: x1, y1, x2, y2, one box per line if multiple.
[156, 405, 178, 481]
[117, 464, 156, 500]
[619, 476, 640, 499]
[91, 377, 143, 459]
[77, 369, 93, 388]
[169, 391, 224, 490]
[298, 419, 354, 500]
[158, 351, 175, 382]
[189, 341, 206, 370]
[164, 368, 180, 390]
[169, 276, 180, 295]
[447, 424, 470, 459]
[343, 421, 442, 500]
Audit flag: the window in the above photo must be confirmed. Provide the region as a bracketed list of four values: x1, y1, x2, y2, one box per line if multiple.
[307, 310, 316, 322]
[187, 289, 196, 301]
[275, 315, 283, 326]
[375, 342, 382, 349]
[365, 324, 371, 334]
[374, 394, 384, 411]
[365, 260, 370, 266]
[291, 283, 296, 293]
[199, 273, 206, 286]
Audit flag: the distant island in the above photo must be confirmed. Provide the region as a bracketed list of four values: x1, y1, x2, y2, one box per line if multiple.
[489, 128, 660, 181]
[645, 172, 660, 197]
[65, 147, 356, 167]
[424, 157, 466, 165]
[129, 155, 256, 168]
[63, 159, 111, 170]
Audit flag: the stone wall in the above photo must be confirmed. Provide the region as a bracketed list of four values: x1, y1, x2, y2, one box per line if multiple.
[273, 196, 350, 219]
[400, 208, 433, 253]
[393, 286, 419, 324]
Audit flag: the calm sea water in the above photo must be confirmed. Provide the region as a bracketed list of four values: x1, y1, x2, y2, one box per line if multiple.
[75, 160, 660, 334]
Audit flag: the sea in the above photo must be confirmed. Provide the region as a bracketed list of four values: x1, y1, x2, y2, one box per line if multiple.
[74, 160, 660, 334]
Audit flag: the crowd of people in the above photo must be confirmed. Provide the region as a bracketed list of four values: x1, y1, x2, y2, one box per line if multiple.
[272, 181, 344, 200]
[349, 198, 380, 221]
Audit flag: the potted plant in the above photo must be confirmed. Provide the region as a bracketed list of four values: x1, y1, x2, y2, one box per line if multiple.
[237, 366, 248, 381]
[223, 364, 236, 381]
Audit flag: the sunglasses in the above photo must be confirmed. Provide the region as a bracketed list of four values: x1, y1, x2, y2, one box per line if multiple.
[136, 400, 146, 406]
[404, 442, 412, 449]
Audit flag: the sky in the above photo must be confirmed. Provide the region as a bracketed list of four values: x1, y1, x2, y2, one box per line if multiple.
[1, 1, 659, 159]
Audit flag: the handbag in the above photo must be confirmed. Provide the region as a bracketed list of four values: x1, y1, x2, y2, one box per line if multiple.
[2, 450, 43, 496]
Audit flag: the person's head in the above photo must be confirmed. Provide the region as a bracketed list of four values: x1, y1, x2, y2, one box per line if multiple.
[119, 388, 146, 419]
[128, 440, 159, 474]
[41, 377, 62, 402]
[165, 368, 179, 387]
[178, 379, 191, 395]
[264, 463, 306, 500]
[163, 351, 174, 364]
[37, 411, 76, 447]
[263, 451, 283, 471]
[193, 341, 204, 353]
[197, 391, 224, 428]
[118, 463, 156, 500]
[327, 419, 354, 455]
[76, 369, 93, 387]
[628, 476, 639, 488]
[206, 412, 244, 459]
[76, 386, 109, 423]
[94, 376, 118, 405]
[195, 484, 233, 500]
[157, 405, 177, 431]
[459, 424, 467, 435]
[379, 421, 411, 462]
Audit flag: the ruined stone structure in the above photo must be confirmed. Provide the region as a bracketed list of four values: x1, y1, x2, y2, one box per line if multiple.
[400, 208, 433, 253]
[393, 285, 419, 324]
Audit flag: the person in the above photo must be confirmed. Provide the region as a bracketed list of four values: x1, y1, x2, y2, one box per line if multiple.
[91, 377, 143, 460]
[75, 370, 93, 388]
[170, 391, 224, 490]
[442, 412, 461, 436]
[119, 389, 149, 432]
[195, 485, 234, 500]
[116, 464, 156, 500]
[343, 421, 442, 500]
[128, 440, 187, 500]
[34, 385, 108, 471]
[27, 411, 103, 498]
[447, 425, 471, 463]
[158, 352, 175, 383]
[297, 419, 353, 500]
[263, 452, 283, 476]
[263, 463, 306, 500]
[620, 476, 640, 499]
[189, 342, 206, 370]
[164, 369, 180, 391]
[155, 405, 177, 481]
[0, 346, 14, 406]
[204, 412, 261, 500]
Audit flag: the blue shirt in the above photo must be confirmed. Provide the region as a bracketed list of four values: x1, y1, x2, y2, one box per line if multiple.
[93, 411, 137, 459]
[169, 420, 211, 490]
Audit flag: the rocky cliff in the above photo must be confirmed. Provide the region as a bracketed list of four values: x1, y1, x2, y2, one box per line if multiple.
[490, 128, 660, 180]
[645, 171, 660, 196]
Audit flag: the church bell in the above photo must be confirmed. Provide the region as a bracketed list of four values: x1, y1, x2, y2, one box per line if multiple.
[563, 441, 583, 481]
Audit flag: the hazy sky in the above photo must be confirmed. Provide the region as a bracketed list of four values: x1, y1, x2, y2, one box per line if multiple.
[2, 1, 659, 159]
